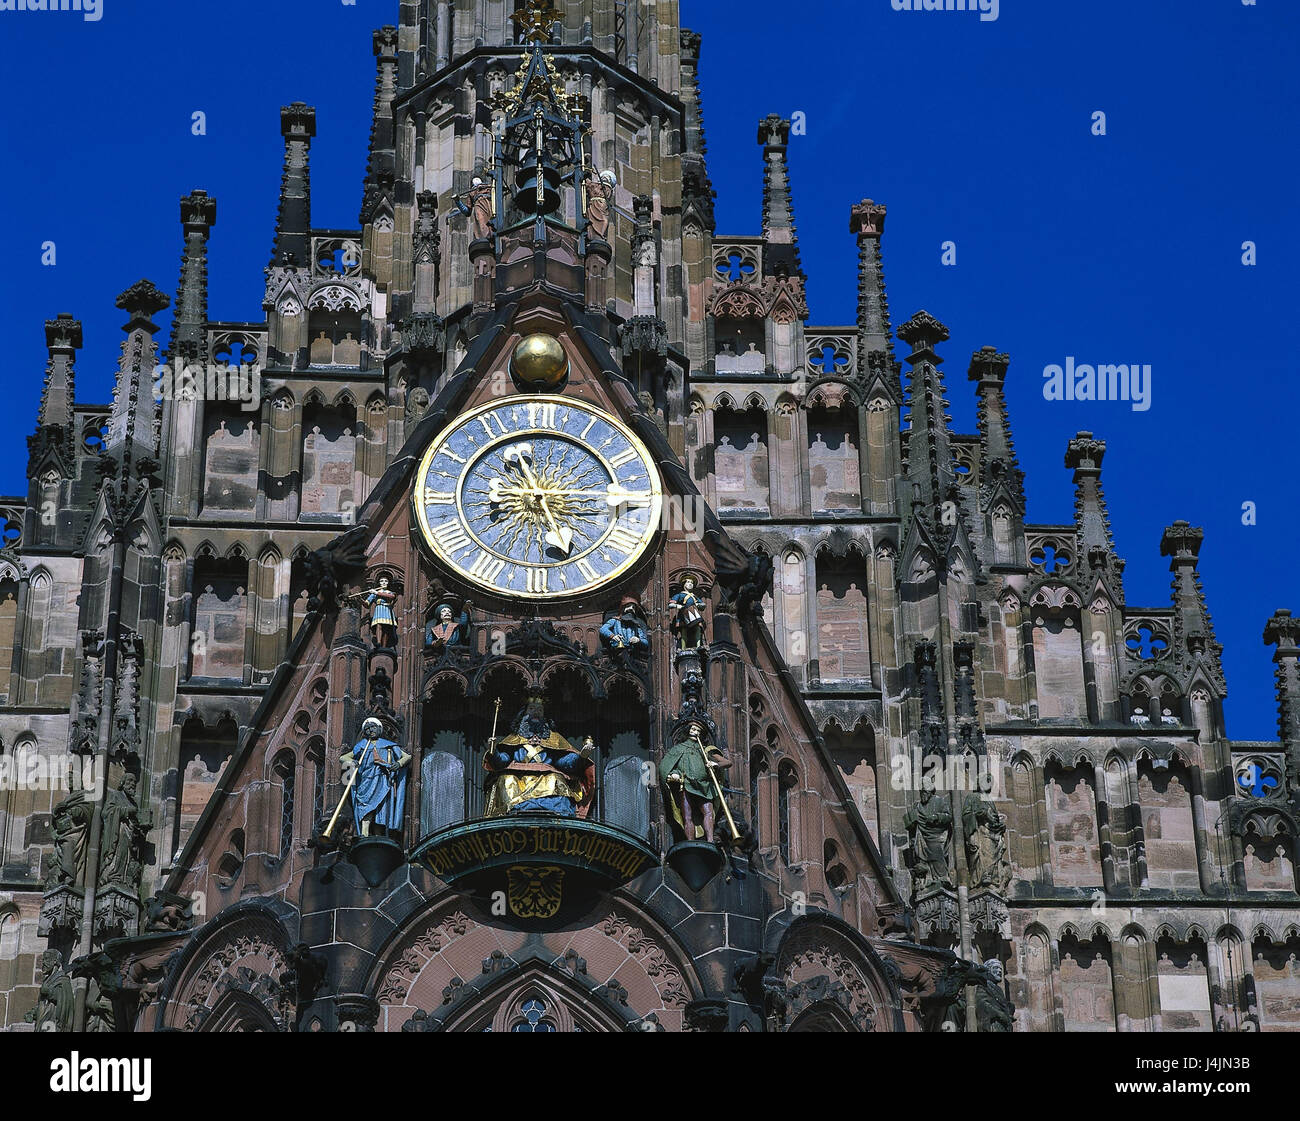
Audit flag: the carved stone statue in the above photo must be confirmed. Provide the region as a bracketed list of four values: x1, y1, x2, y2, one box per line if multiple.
[904, 787, 953, 893]
[459, 176, 496, 242]
[483, 690, 594, 818]
[46, 787, 93, 888]
[962, 792, 1010, 890]
[936, 957, 1014, 1032]
[425, 600, 471, 653]
[345, 718, 411, 838]
[100, 774, 151, 891]
[660, 719, 732, 844]
[361, 575, 398, 648]
[669, 576, 707, 651]
[584, 167, 616, 242]
[26, 950, 73, 1032]
[599, 596, 649, 658]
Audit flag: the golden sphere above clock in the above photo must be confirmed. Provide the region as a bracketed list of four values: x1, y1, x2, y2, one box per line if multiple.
[510, 333, 569, 387]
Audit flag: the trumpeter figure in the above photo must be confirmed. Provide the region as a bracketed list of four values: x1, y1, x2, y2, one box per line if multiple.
[360, 575, 398, 649]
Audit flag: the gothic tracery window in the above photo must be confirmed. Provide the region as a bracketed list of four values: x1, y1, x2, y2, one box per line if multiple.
[510, 997, 558, 1032]
[274, 751, 296, 860]
[778, 761, 798, 865]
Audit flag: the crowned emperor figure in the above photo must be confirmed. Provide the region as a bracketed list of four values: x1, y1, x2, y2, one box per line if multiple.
[483, 690, 594, 818]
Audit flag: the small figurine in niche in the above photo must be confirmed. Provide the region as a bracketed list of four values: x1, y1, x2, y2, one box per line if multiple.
[361, 575, 398, 648]
[584, 167, 617, 242]
[669, 575, 707, 651]
[457, 176, 496, 242]
[425, 600, 472, 653]
[483, 690, 595, 819]
[344, 717, 412, 838]
[660, 719, 734, 845]
[599, 596, 650, 658]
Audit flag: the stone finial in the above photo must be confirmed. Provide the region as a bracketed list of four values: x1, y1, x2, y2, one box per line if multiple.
[1160, 520, 1204, 563]
[1064, 431, 1106, 473]
[1264, 610, 1300, 656]
[968, 346, 1010, 384]
[115, 280, 170, 330]
[180, 189, 217, 232]
[757, 113, 790, 149]
[373, 24, 398, 56]
[45, 313, 83, 352]
[897, 310, 949, 364]
[280, 101, 317, 139]
[850, 199, 887, 238]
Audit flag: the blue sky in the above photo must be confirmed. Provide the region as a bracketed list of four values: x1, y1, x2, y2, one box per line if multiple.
[0, 0, 1295, 739]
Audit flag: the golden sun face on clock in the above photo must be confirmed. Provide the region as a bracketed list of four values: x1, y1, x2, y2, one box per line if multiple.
[413, 397, 663, 598]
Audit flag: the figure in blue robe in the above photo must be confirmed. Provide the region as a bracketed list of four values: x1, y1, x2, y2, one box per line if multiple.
[346, 718, 411, 836]
[599, 597, 650, 658]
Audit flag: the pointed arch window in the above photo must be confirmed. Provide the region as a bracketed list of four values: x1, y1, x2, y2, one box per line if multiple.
[749, 749, 769, 842]
[273, 751, 296, 860]
[307, 738, 326, 826]
[778, 761, 798, 865]
[510, 997, 558, 1032]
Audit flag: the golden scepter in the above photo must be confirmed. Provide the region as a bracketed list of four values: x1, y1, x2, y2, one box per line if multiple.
[692, 729, 741, 842]
[482, 698, 504, 817]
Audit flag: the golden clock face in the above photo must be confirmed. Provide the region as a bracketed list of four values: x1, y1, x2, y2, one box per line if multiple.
[413, 397, 663, 599]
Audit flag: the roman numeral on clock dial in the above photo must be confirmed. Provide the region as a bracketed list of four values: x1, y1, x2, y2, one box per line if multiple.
[526, 402, 558, 429]
[605, 525, 642, 555]
[526, 567, 549, 594]
[431, 521, 472, 554]
[468, 552, 506, 582]
[607, 447, 638, 469]
[479, 411, 510, 438]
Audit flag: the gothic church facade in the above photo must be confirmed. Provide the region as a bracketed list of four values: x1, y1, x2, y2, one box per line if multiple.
[0, 0, 1297, 1032]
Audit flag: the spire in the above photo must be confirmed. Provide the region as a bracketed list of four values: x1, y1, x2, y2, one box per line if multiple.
[170, 190, 216, 363]
[897, 310, 955, 520]
[1161, 521, 1225, 693]
[361, 26, 399, 225]
[270, 102, 316, 269]
[106, 280, 170, 463]
[1065, 431, 1124, 594]
[850, 199, 892, 360]
[679, 30, 715, 235]
[1264, 610, 1300, 766]
[968, 346, 1023, 510]
[38, 313, 81, 432]
[758, 114, 801, 278]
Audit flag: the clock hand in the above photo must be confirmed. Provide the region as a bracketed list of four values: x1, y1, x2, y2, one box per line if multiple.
[548, 484, 654, 507]
[503, 444, 541, 489]
[537, 493, 573, 555]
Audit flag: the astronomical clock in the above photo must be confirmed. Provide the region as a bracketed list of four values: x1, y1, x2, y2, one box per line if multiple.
[413, 395, 663, 599]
